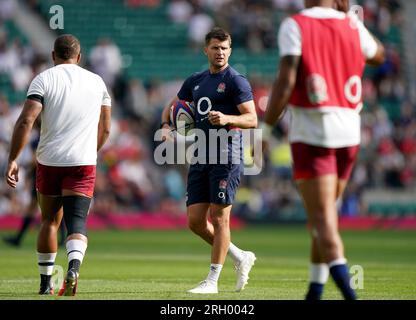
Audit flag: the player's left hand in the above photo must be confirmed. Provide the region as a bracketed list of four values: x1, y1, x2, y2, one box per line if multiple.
[208, 111, 229, 126]
[6, 160, 19, 188]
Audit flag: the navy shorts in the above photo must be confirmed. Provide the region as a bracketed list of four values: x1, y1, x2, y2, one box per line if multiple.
[186, 163, 242, 206]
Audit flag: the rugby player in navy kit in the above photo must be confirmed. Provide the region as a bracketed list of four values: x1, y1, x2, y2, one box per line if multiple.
[161, 28, 257, 294]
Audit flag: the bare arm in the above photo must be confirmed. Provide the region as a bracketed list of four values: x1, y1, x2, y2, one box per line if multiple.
[97, 106, 111, 151]
[161, 96, 179, 125]
[263, 55, 300, 128]
[6, 99, 42, 188]
[334, 0, 385, 66]
[334, 0, 349, 12]
[208, 100, 257, 129]
[8, 99, 42, 162]
[366, 35, 385, 66]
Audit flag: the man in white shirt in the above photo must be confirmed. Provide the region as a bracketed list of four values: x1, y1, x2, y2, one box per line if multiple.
[5, 34, 111, 296]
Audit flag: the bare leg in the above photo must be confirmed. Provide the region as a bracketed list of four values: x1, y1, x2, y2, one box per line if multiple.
[36, 192, 63, 294]
[187, 203, 213, 245]
[336, 179, 348, 200]
[298, 175, 356, 299]
[209, 204, 232, 265]
[37, 192, 63, 253]
[297, 175, 344, 262]
[304, 178, 348, 264]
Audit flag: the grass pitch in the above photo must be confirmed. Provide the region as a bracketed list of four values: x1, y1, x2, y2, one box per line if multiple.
[0, 226, 415, 300]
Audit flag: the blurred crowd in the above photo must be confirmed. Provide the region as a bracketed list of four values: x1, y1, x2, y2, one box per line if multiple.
[0, 0, 412, 220]
[168, 0, 282, 52]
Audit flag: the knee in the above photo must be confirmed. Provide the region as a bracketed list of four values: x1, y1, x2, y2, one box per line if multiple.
[310, 207, 335, 229]
[319, 232, 339, 248]
[210, 214, 229, 229]
[41, 216, 60, 228]
[188, 219, 206, 235]
[311, 216, 340, 248]
[315, 226, 342, 255]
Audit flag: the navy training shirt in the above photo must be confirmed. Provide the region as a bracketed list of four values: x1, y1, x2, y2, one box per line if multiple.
[177, 65, 253, 164]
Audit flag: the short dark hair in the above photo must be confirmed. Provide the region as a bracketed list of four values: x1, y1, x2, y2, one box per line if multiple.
[205, 27, 232, 46]
[54, 34, 81, 60]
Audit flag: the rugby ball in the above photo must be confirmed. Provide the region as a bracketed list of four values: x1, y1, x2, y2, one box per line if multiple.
[170, 100, 195, 136]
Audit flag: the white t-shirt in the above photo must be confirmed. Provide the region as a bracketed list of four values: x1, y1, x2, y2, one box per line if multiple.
[27, 64, 111, 166]
[277, 7, 378, 148]
[278, 7, 378, 59]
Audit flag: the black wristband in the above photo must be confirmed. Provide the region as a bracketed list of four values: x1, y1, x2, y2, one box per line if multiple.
[160, 121, 170, 128]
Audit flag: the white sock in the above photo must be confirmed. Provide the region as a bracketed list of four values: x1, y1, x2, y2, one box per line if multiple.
[227, 243, 244, 263]
[66, 239, 87, 263]
[328, 258, 347, 268]
[37, 252, 57, 275]
[309, 263, 329, 284]
[207, 264, 223, 283]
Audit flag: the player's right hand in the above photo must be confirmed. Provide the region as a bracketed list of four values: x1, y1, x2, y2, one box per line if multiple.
[251, 138, 269, 169]
[6, 160, 19, 188]
[261, 139, 270, 155]
[251, 139, 269, 155]
[161, 123, 173, 142]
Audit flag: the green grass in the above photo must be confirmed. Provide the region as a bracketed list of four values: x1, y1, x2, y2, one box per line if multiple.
[0, 226, 415, 300]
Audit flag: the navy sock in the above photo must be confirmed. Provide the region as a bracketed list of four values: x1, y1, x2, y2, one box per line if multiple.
[329, 264, 357, 300]
[305, 282, 324, 300]
[69, 259, 81, 274]
[40, 274, 52, 289]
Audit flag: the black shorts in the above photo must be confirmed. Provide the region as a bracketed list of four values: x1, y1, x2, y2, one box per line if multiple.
[186, 163, 242, 206]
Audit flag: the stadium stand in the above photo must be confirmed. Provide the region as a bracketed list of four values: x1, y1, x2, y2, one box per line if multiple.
[35, 0, 279, 80]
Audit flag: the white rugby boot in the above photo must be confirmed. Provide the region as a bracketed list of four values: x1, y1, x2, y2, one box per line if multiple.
[187, 280, 218, 294]
[235, 251, 256, 292]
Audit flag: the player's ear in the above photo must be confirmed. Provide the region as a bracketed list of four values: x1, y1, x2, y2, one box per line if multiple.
[76, 53, 81, 64]
[203, 46, 208, 56]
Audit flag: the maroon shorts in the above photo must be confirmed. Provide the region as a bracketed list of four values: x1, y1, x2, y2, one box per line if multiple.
[36, 163, 96, 197]
[290, 142, 359, 181]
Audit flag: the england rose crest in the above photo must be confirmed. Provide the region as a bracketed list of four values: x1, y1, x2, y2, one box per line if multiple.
[217, 82, 226, 93]
[219, 179, 227, 189]
[306, 74, 328, 104]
